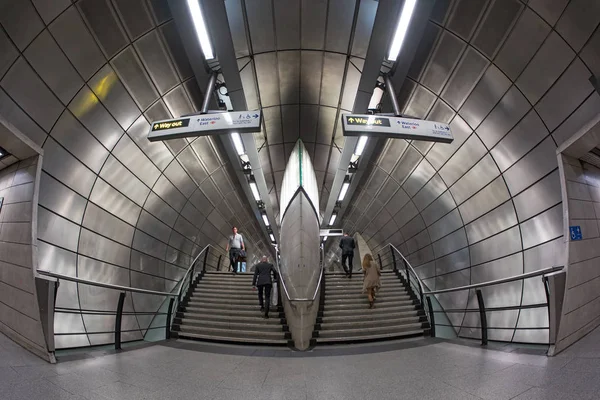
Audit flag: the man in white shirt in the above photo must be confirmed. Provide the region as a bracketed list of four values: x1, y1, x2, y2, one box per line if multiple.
[226, 226, 245, 274]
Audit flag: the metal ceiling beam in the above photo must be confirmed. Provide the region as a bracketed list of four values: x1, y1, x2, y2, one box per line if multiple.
[171, 0, 279, 247]
[322, 0, 404, 229]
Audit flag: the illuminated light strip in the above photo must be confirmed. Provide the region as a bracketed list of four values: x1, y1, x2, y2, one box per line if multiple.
[187, 0, 215, 60]
[387, 0, 417, 61]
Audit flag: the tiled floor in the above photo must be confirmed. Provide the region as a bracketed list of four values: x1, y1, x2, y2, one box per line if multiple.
[2, 328, 600, 400]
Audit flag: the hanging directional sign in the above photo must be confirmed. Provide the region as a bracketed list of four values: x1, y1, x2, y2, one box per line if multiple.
[341, 113, 453, 144]
[147, 111, 262, 142]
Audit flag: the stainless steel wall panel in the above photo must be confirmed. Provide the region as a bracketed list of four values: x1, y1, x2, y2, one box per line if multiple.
[77, 0, 128, 59]
[568, 199, 596, 220]
[244, 0, 275, 53]
[130, 250, 164, 278]
[49, 6, 106, 81]
[132, 229, 167, 260]
[520, 204, 562, 249]
[277, 52, 300, 105]
[503, 137, 557, 196]
[495, 8, 550, 81]
[143, 191, 177, 227]
[0, 29, 18, 88]
[476, 86, 531, 149]
[264, 107, 283, 145]
[393, 201, 419, 230]
[254, 53, 279, 108]
[174, 215, 198, 242]
[50, 112, 109, 174]
[465, 201, 518, 244]
[199, 178, 222, 207]
[82, 202, 135, 246]
[459, 66, 511, 129]
[151, 175, 186, 212]
[324, 0, 354, 53]
[404, 85, 436, 119]
[403, 159, 436, 197]
[78, 228, 131, 268]
[37, 208, 80, 252]
[376, 179, 398, 207]
[400, 214, 427, 242]
[512, 329, 549, 344]
[127, 116, 172, 170]
[491, 110, 548, 173]
[300, 52, 323, 105]
[409, 22, 442, 81]
[111, 46, 159, 110]
[42, 137, 96, 198]
[100, 156, 150, 206]
[472, 252, 523, 286]
[450, 154, 500, 205]
[407, 244, 435, 267]
[145, 99, 172, 123]
[555, 0, 600, 52]
[384, 188, 409, 217]
[427, 116, 473, 170]
[582, 28, 600, 77]
[300, 0, 326, 49]
[421, 31, 466, 94]
[391, 146, 422, 185]
[90, 178, 142, 226]
[39, 173, 86, 224]
[535, 59, 594, 132]
[471, 0, 522, 59]
[432, 228, 468, 258]
[177, 146, 209, 186]
[136, 210, 171, 243]
[68, 87, 124, 151]
[1, 57, 63, 132]
[517, 32, 574, 105]
[435, 247, 469, 276]
[163, 85, 193, 118]
[406, 229, 431, 255]
[188, 188, 213, 219]
[413, 174, 448, 212]
[88, 65, 140, 129]
[317, 108, 336, 145]
[428, 208, 463, 243]
[441, 47, 489, 110]
[469, 226, 522, 266]
[25, 31, 83, 105]
[528, 0, 568, 26]
[159, 21, 193, 80]
[190, 137, 221, 174]
[422, 190, 457, 226]
[439, 134, 487, 187]
[446, 0, 489, 41]
[0, 0, 44, 51]
[113, 0, 154, 40]
[78, 255, 131, 289]
[517, 307, 549, 329]
[54, 312, 86, 335]
[459, 177, 509, 224]
[168, 230, 193, 255]
[164, 160, 196, 198]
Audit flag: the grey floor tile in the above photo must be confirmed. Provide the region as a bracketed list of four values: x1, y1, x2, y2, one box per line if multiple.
[512, 387, 594, 400]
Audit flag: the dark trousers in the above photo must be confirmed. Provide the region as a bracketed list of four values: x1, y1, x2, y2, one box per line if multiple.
[342, 253, 354, 277]
[229, 248, 240, 272]
[257, 284, 272, 315]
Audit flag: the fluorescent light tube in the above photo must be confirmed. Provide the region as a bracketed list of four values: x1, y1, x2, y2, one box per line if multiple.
[187, 0, 215, 60]
[338, 182, 350, 201]
[261, 214, 270, 226]
[269, 234, 276, 242]
[328, 214, 337, 226]
[387, 0, 417, 61]
[231, 132, 245, 155]
[249, 182, 260, 201]
[355, 136, 368, 156]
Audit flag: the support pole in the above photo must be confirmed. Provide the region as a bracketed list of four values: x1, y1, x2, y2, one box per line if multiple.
[201, 71, 218, 114]
[476, 289, 488, 346]
[384, 74, 401, 117]
[115, 292, 126, 350]
[426, 296, 435, 337]
[165, 297, 174, 340]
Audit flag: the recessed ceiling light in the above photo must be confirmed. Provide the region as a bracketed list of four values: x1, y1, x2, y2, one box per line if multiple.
[387, 0, 417, 61]
[187, 0, 215, 60]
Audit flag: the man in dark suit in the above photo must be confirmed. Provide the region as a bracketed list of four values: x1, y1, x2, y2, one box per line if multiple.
[252, 256, 278, 318]
[339, 233, 356, 278]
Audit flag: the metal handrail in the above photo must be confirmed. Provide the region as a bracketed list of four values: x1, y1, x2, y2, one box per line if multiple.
[176, 244, 212, 301]
[425, 266, 564, 295]
[274, 244, 324, 302]
[36, 270, 178, 297]
[389, 243, 425, 300]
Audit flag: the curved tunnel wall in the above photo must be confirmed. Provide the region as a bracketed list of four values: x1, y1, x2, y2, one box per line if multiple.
[0, 0, 269, 348]
[340, 0, 600, 343]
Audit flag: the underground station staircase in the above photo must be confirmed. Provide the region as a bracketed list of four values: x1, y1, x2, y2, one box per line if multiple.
[312, 270, 430, 344]
[172, 271, 290, 345]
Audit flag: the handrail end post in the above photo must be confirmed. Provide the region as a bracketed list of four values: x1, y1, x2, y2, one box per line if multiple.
[476, 289, 488, 346]
[426, 295, 435, 337]
[115, 292, 126, 350]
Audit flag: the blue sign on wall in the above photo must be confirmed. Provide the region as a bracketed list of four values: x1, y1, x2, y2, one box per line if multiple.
[570, 226, 583, 241]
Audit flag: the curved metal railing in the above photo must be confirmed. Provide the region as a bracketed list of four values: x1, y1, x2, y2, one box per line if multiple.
[37, 244, 226, 350]
[274, 244, 324, 302]
[380, 243, 564, 345]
